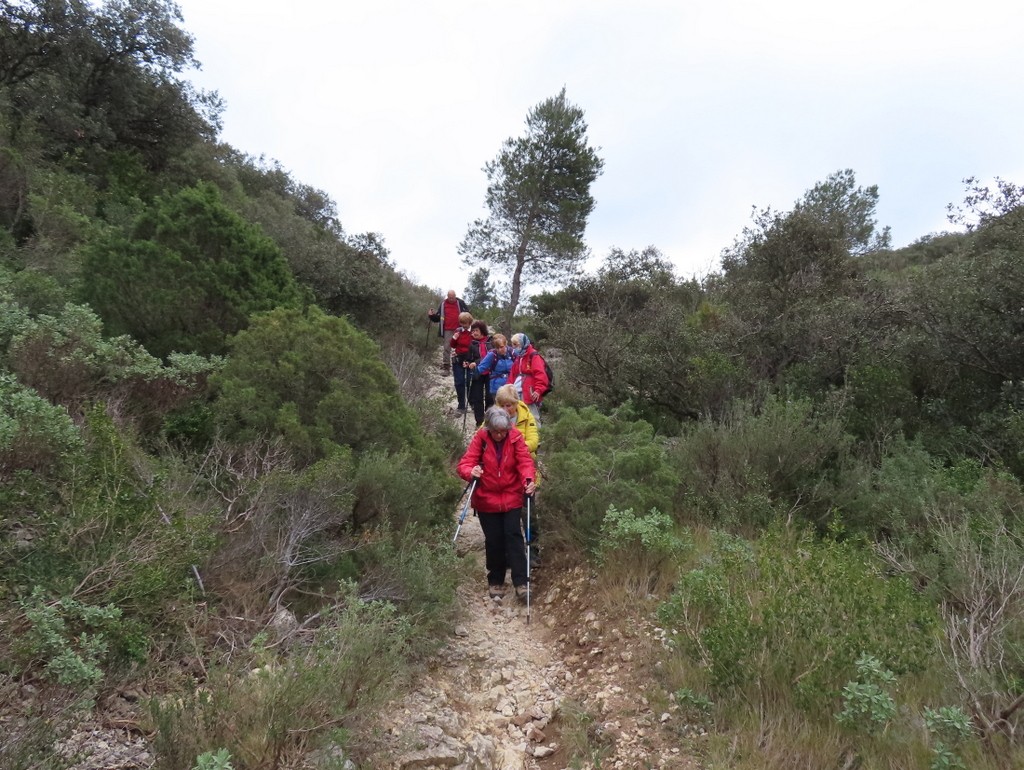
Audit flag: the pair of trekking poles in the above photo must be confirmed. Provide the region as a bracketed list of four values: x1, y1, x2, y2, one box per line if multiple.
[452, 478, 536, 624]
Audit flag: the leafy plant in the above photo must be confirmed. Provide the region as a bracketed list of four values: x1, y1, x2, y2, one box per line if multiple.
[835, 654, 898, 735]
[923, 706, 974, 770]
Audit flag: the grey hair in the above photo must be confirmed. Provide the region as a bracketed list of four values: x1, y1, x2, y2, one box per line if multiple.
[483, 406, 514, 432]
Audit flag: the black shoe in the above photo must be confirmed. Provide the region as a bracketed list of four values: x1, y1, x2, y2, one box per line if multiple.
[456, 407, 467, 414]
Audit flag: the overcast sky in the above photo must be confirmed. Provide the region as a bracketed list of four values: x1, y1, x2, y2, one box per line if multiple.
[174, 0, 1024, 298]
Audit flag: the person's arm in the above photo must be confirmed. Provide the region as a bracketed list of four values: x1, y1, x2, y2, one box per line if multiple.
[518, 405, 540, 454]
[457, 432, 484, 481]
[512, 432, 536, 492]
[529, 354, 550, 401]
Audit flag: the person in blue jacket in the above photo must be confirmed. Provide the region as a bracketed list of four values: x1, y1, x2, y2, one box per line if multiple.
[475, 333, 515, 401]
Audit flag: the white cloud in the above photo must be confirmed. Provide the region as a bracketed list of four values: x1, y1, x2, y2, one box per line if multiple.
[176, 0, 1024, 295]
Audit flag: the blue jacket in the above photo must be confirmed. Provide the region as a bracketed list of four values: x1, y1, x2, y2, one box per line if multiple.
[478, 349, 514, 395]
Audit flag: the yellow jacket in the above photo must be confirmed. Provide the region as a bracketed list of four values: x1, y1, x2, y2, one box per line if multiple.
[515, 401, 539, 456]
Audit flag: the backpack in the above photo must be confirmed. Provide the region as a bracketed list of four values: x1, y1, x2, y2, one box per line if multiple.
[531, 352, 554, 394]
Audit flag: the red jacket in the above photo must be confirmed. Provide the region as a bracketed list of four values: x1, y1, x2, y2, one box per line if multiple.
[457, 427, 536, 513]
[449, 326, 473, 361]
[508, 345, 550, 406]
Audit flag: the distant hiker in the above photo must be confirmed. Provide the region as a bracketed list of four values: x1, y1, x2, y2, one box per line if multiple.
[427, 290, 469, 373]
[508, 333, 550, 427]
[464, 320, 493, 427]
[477, 333, 515, 401]
[449, 311, 475, 414]
[458, 407, 536, 602]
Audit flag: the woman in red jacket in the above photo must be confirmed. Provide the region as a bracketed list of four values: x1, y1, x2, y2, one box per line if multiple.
[508, 333, 550, 427]
[458, 406, 536, 601]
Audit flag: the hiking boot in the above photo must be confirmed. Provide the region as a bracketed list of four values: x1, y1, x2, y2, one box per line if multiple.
[440, 364, 450, 374]
[488, 584, 506, 600]
[515, 584, 528, 602]
[456, 406, 468, 415]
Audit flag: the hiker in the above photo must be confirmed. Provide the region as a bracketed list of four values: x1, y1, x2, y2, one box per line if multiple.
[464, 320, 493, 426]
[508, 333, 550, 427]
[476, 333, 515, 402]
[458, 407, 536, 601]
[427, 290, 468, 374]
[494, 383, 539, 457]
[449, 311, 475, 414]
[495, 383, 541, 564]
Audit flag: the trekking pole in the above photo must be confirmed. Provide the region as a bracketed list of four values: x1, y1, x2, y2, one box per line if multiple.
[452, 479, 478, 544]
[525, 490, 533, 625]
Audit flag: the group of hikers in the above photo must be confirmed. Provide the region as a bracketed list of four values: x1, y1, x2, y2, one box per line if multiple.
[428, 290, 549, 603]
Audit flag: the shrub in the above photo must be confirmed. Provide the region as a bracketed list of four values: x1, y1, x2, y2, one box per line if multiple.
[0, 373, 81, 482]
[149, 584, 416, 769]
[13, 588, 124, 688]
[542, 405, 676, 548]
[595, 506, 691, 597]
[835, 654, 898, 736]
[658, 526, 939, 714]
[670, 394, 852, 530]
[212, 306, 426, 464]
[81, 182, 302, 358]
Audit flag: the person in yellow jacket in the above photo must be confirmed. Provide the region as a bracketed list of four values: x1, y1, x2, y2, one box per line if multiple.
[494, 384, 538, 458]
[495, 384, 542, 564]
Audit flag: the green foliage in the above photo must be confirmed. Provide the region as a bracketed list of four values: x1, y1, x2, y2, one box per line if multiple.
[658, 527, 938, 714]
[14, 588, 124, 688]
[835, 654, 898, 735]
[7, 407, 215, 626]
[597, 505, 690, 564]
[671, 394, 852, 530]
[0, 372, 81, 482]
[213, 305, 427, 463]
[3, 297, 221, 430]
[81, 182, 301, 358]
[923, 706, 973, 770]
[192, 748, 234, 770]
[542, 405, 676, 548]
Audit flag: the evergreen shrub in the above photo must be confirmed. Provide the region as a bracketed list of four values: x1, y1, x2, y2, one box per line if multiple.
[542, 405, 675, 548]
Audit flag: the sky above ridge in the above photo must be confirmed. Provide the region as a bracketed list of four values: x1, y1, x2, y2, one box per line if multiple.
[174, 0, 1024, 298]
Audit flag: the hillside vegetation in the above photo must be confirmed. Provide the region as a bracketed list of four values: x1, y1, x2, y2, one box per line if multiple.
[2, 3, 1024, 769]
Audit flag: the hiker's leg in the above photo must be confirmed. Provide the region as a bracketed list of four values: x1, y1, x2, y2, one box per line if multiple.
[441, 330, 453, 369]
[501, 508, 527, 587]
[452, 363, 467, 410]
[469, 378, 485, 425]
[478, 512, 508, 586]
[527, 401, 541, 428]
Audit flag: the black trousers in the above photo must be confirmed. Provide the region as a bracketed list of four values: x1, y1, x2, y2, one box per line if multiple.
[468, 375, 492, 425]
[477, 508, 527, 587]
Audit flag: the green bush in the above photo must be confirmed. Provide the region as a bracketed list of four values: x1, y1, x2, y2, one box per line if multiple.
[212, 306, 426, 464]
[835, 654, 898, 735]
[81, 182, 302, 358]
[542, 405, 676, 548]
[8, 407, 215, 626]
[658, 526, 939, 714]
[0, 373, 81, 482]
[670, 394, 852, 530]
[14, 588, 124, 688]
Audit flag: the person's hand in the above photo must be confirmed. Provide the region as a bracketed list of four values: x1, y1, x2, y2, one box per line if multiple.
[471, 465, 483, 479]
[530, 389, 539, 401]
[469, 362, 477, 369]
[525, 479, 536, 495]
